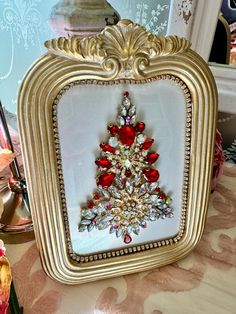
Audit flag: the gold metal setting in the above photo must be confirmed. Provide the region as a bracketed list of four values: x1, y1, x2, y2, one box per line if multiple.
[18, 20, 217, 284]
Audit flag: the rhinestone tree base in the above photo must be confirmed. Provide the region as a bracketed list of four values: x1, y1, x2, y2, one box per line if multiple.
[78, 91, 173, 244]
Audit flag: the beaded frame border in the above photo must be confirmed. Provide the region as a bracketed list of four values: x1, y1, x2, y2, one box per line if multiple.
[52, 75, 192, 264]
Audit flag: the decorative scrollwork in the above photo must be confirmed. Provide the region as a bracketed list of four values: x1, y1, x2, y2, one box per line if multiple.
[45, 19, 191, 78]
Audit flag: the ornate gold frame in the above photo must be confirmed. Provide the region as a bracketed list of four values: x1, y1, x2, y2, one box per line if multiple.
[18, 20, 217, 284]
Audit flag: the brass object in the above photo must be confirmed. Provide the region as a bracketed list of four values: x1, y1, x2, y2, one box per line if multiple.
[18, 20, 217, 284]
[0, 102, 34, 244]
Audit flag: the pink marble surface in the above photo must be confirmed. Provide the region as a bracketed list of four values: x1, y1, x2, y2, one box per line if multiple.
[4, 162, 236, 314]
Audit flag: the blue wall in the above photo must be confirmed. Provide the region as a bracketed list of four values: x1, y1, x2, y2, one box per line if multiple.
[0, 0, 170, 113]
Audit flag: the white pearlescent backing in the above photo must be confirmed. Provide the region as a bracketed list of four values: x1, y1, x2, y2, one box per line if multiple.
[57, 79, 186, 255]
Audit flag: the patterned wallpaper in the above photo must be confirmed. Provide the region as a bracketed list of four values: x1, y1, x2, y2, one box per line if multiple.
[0, 0, 170, 114]
[109, 0, 170, 33]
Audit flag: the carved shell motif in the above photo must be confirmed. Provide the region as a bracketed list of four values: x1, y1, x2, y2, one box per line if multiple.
[45, 19, 191, 78]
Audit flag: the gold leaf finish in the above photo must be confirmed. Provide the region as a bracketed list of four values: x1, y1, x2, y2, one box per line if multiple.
[45, 20, 191, 78]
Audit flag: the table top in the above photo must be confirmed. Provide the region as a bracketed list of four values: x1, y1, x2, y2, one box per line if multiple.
[5, 163, 236, 314]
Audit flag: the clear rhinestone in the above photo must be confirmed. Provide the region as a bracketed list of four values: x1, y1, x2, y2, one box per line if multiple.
[149, 195, 159, 205]
[133, 226, 140, 235]
[123, 98, 131, 108]
[126, 180, 134, 194]
[80, 219, 91, 225]
[163, 208, 173, 216]
[130, 115, 136, 124]
[109, 186, 121, 198]
[97, 187, 110, 198]
[87, 224, 95, 232]
[78, 225, 87, 232]
[126, 225, 132, 234]
[124, 159, 131, 168]
[124, 64, 132, 77]
[118, 115, 125, 125]
[140, 220, 147, 228]
[139, 183, 148, 196]
[134, 175, 141, 186]
[109, 226, 116, 234]
[97, 201, 109, 213]
[148, 182, 158, 192]
[109, 137, 118, 147]
[137, 134, 146, 144]
[82, 210, 96, 219]
[120, 107, 127, 116]
[97, 221, 110, 230]
[116, 227, 123, 238]
[149, 213, 157, 221]
[102, 214, 114, 222]
[129, 106, 136, 116]
[115, 176, 124, 189]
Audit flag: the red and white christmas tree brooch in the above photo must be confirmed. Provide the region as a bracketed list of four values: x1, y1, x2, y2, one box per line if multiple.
[78, 91, 173, 244]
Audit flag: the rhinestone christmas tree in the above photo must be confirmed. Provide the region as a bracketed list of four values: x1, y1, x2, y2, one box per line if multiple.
[78, 91, 173, 244]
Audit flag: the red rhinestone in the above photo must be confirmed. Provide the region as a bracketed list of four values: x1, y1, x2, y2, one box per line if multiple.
[155, 187, 160, 193]
[119, 125, 136, 146]
[100, 143, 115, 154]
[93, 193, 100, 201]
[146, 152, 159, 164]
[107, 124, 119, 135]
[125, 170, 132, 177]
[159, 192, 166, 199]
[87, 201, 94, 209]
[106, 203, 111, 209]
[95, 158, 111, 169]
[124, 233, 132, 244]
[143, 168, 160, 182]
[135, 122, 145, 133]
[141, 138, 154, 150]
[97, 172, 115, 187]
[124, 91, 129, 97]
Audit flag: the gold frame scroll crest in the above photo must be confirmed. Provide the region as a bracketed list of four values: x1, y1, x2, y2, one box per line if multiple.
[18, 20, 217, 284]
[45, 19, 191, 79]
